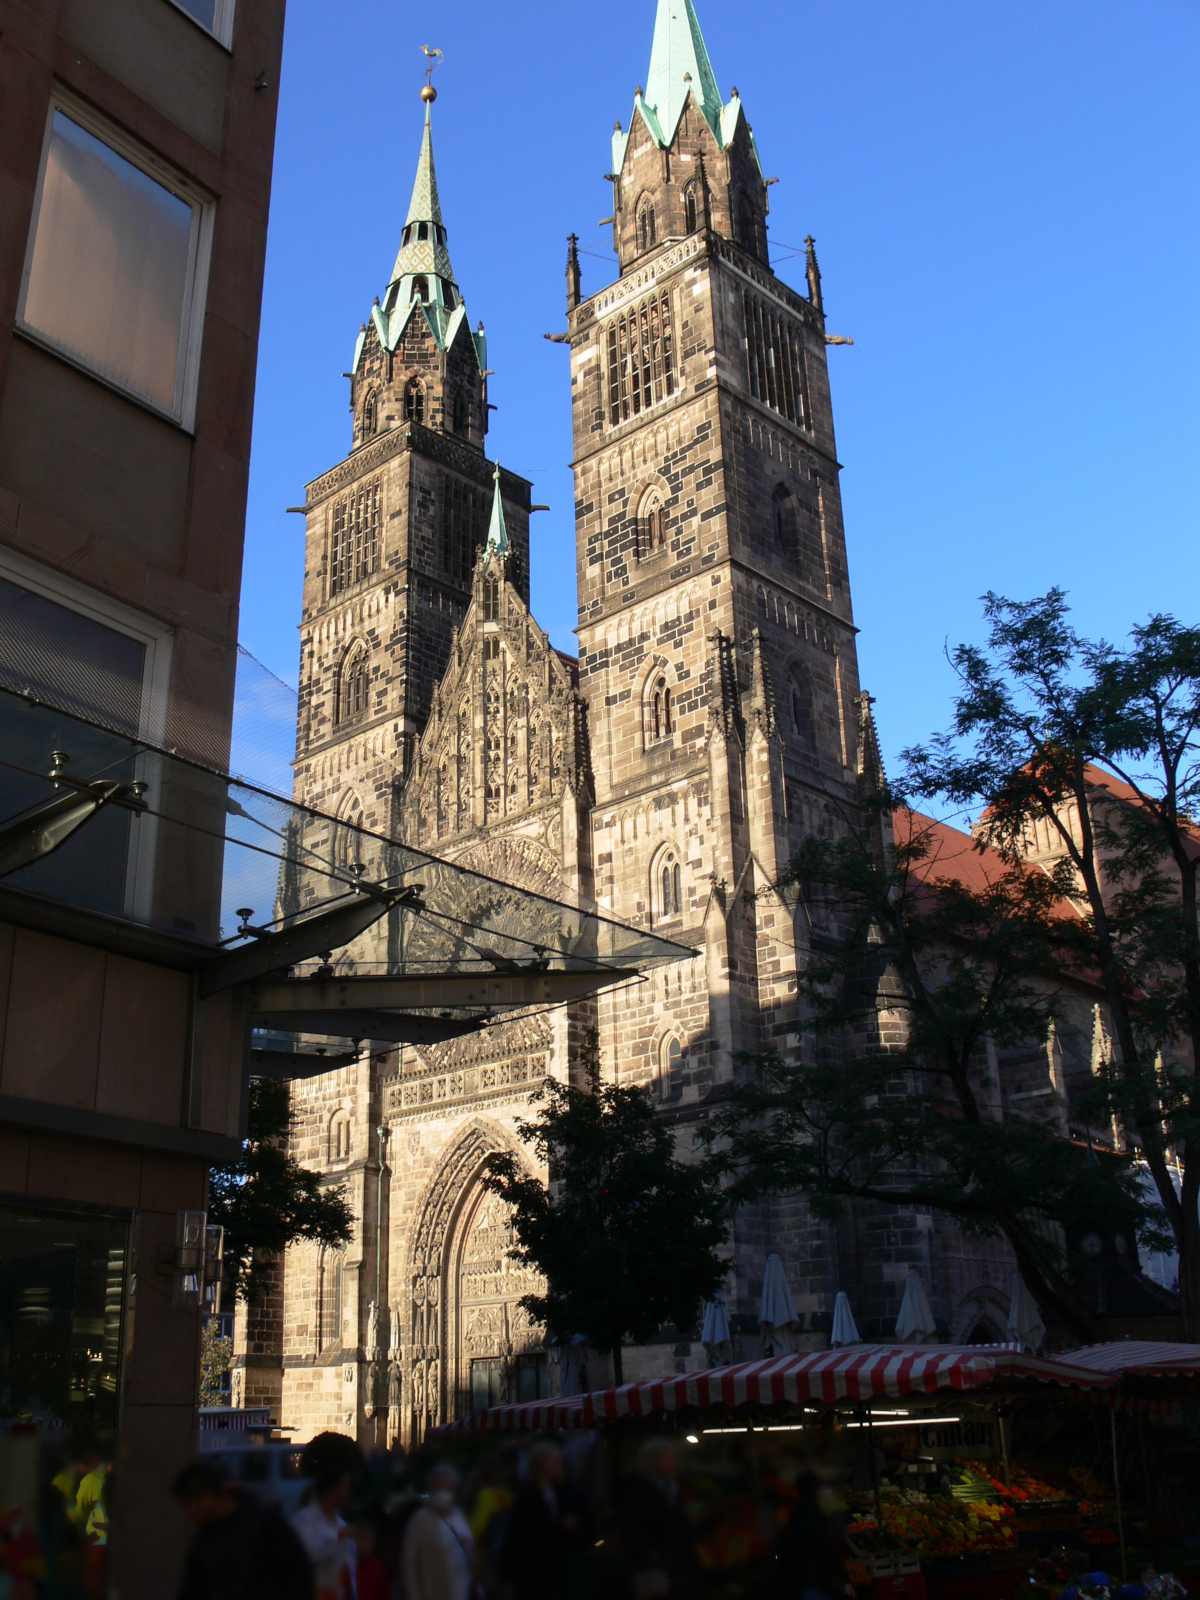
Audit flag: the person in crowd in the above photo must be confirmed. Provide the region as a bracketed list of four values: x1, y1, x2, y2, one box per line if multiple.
[291, 1466, 357, 1600]
[619, 1439, 701, 1600]
[468, 1450, 516, 1595]
[402, 1464, 475, 1600]
[348, 1520, 389, 1600]
[769, 1471, 854, 1600]
[498, 1441, 586, 1600]
[173, 1458, 315, 1600]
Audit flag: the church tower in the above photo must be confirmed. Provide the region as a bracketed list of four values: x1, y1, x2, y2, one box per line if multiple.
[571, 0, 869, 1328]
[294, 87, 533, 833]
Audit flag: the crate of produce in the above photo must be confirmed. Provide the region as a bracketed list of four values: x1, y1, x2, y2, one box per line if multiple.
[872, 1575, 926, 1600]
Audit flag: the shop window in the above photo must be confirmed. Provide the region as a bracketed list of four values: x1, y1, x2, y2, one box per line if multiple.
[18, 104, 212, 427]
[0, 1201, 128, 1590]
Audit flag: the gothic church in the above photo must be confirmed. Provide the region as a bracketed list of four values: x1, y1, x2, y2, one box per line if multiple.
[237, 0, 1028, 1445]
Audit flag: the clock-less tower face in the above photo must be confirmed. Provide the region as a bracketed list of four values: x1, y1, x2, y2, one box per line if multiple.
[569, 0, 866, 1107]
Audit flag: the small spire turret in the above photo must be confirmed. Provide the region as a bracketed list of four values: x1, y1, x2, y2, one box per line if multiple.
[805, 235, 823, 314]
[485, 463, 510, 560]
[566, 234, 581, 313]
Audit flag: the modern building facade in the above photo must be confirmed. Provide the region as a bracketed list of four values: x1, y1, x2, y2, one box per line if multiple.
[0, 1, 285, 1593]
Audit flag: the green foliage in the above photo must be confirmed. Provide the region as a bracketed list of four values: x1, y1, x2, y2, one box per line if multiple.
[902, 592, 1200, 1327]
[482, 1030, 728, 1383]
[199, 1318, 233, 1407]
[705, 803, 1143, 1342]
[209, 1078, 354, 1303]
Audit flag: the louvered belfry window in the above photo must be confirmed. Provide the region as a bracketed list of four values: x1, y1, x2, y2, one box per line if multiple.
[329, 480, 381, 597]
[441, 474, 487, 586]
[607, 292, 675, 425]
[742, 290, 811, 429]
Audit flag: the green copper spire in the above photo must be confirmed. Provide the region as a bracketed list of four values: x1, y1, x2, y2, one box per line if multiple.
[387, 101, 457, 300]
[485, 463, 509, 559]
[643, 0, 723, 145]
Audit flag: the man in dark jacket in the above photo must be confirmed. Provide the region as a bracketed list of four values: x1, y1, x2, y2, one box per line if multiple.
[618, 1440, 701, 1600]
[499, 1441, 587, 1600]
[173, 1459, 315, 1600]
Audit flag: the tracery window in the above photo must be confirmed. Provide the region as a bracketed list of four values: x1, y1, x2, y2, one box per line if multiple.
[789, 664, 815, 749]
[404, 377, 425, 423]
[655, 850, 683, 921]
[684, 184, 699, 234]
[441, 473, 487, 585]
[637, 201, 657, 252]
[483, 635, 500, 660]
[329, 480, 381, 597]
[362, 388, 378, 438]
[640, 493, 668, 559]
[772, 483, 797, 552]
[318, 1245, 344, 1352]
[607, 293, 674, 425]
[337, 646, 369, 725]
[743, 290, 811, 427]
[329, 1109, 351, 1163]
[482, 576, 500, 622]
[648, 677, 674, 744]
[658, 1036, 684, 1102]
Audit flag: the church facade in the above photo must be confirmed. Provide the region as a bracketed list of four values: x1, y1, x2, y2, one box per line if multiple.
[235, 0, 1046, 1446]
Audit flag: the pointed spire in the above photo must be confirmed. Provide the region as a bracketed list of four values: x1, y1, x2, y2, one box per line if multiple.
[644, 0, 723, 144]
[565, 233, 581, 313]
[805, 236, 823, 314]
[485, 463, 509, 559]
[855, 690, 886, 792]
[387, 98, 457, 302]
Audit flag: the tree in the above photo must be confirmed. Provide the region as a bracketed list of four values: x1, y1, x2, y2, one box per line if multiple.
[481, 1031, 728, 1385]
[209, 1078, 354, 1302]
[199, 1318, 233, 1407]
[703, 802, 1145, 1343]
[903, 592, 1200, 1335]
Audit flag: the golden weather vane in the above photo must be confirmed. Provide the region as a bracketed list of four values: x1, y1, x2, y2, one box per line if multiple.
[420, 45, 443, 103]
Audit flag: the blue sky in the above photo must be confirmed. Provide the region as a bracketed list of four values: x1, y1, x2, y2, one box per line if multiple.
[238, 0, 1199, 774]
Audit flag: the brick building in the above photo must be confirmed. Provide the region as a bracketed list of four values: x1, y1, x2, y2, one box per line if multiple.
[240, 0, 1147, 1444]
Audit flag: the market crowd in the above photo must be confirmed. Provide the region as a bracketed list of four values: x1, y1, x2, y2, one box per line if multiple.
[171, 1433, 854, 1600]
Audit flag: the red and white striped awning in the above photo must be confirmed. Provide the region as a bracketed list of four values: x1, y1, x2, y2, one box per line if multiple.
[1058, 1341, 1200, 1378]
[436, 1343, 1115, 1436]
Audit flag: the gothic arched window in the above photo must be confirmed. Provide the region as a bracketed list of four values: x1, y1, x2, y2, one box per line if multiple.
[789, 664, 815, 749]
[417, 222, 429, 241]
[318, 1244, 344, 1353]
[329, 1109, 351, 1163]
[657, 1036, 684, 1101]
[362, 389, 378, 438]
[684, 184, 698, 234]
[483, 576, 500, 622]
[339, 645, 369, 724]
[640, 493, 667, 559]
[656, 850, 682, 921]
[443, 282, 456, 310]
[638, 201, 657, 253]
[405, 378, 424, 424]
[453, 388, 469, 435]
[648, 676, 674, 745]
[483, 635, 500, 660]
[773, 483, 797, 552]
[411, 274, 429, 303]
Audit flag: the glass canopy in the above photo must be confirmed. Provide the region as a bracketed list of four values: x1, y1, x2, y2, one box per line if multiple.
[0, 685, 692, 999]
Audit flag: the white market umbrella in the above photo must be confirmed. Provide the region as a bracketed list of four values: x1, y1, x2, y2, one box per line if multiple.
[759, 1255, 800, 1355]
[895, 1269, 938, 1343]
[1006, 1272, 1046, 1353]
[700, 1297, 732, 1366]
[830, 1290, 861, 1347]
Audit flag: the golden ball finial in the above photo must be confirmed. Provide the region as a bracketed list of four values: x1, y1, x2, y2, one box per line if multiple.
[421, 84, 437, 103]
